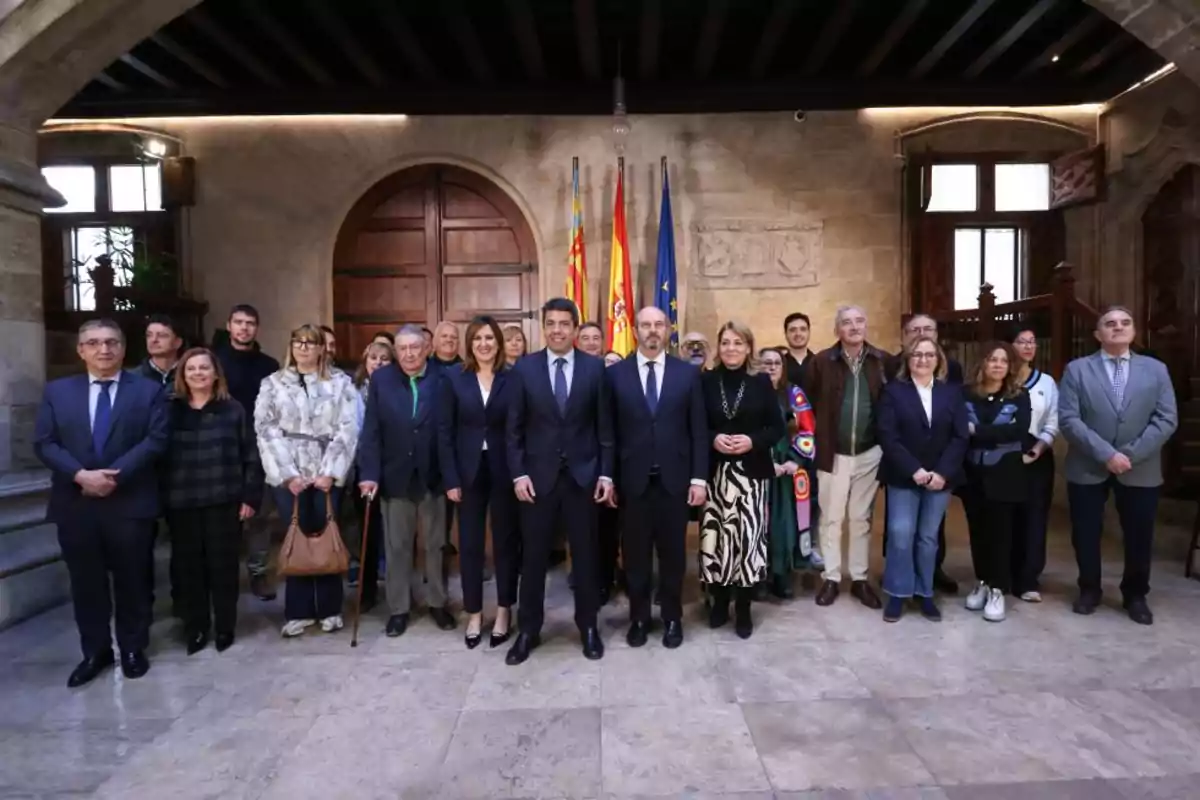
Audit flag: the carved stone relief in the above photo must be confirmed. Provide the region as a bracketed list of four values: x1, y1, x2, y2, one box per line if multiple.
[693, 220, 822, 289]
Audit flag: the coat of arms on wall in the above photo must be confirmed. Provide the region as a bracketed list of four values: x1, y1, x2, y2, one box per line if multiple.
[693, 220, 822, 289]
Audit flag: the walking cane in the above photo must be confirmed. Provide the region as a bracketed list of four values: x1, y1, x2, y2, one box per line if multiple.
[351, 493, 374, 648]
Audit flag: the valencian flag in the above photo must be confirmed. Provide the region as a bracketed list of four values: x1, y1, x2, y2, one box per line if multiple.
[606, 158, 636, 356]
[565, 157, 589, 322]
[653, 157, 679, 349]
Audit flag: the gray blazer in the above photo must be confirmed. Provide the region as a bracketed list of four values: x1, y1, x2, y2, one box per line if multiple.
[1058, 351, 1178, 487]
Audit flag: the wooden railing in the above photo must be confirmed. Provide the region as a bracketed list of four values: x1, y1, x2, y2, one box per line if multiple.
[929, 262, 1099, 379]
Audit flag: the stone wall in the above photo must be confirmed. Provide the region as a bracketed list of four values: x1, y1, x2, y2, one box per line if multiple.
[89, 108, 1103, 359]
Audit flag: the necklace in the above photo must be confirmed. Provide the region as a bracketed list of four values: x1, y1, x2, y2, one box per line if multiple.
[719, 376, 746, 420]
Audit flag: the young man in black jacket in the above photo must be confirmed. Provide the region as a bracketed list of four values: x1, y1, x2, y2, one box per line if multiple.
[134, 314, 183, 390]
[214, 304, 280, 600]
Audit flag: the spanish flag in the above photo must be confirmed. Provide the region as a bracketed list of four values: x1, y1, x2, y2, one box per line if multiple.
[606, 159, 636, 357]
[565, 157, 588, 322]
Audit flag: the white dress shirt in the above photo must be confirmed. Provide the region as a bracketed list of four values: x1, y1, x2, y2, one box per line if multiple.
[636, 350, 666, 400]
[547, 347, 575, 394]
[478, 376, 491, 451]
[913, 377, 934, 424]
[88, 373, 120, 430]
[1101, 349, 1131, 387]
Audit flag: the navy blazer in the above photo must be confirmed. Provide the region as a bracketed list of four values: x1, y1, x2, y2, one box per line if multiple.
[438, 365, 512, 490]
[876, 378, 969, 489]
[358, 363, 443, 497]
[609, 354, 708, 498]
[34, 371, 169, 522]
[506, 348, 614, 496]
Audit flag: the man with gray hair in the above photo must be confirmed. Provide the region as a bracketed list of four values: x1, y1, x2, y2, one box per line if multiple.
[1059, 305, 1177, 625]
[806, 305, 890, 608]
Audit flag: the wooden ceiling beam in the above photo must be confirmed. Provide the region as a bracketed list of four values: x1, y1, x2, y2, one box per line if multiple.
[749, 0, 799, 79]
[149, 31, 226, 88]
[118, 53, 178, 89]
[859, 0, 931, 77]
[443, 0, 495, 84]
[1017, 11, 1102, 77]
[803, 0, 859, 76]
[574, 0, 602, 81]
[693, 0, 729, 79]
[242, 1, 334, 87]
[366, 0, 438, 83]
[304, 0, 386, 86]
[505, 0, 546, 81]
[93, 70, 128, 92]
[965, 0, 1059, 78]
[639, 0, 661, 80]
[1073, 33, 1131, 76]
[185, 7, 282, 87]
[910, 0, 998, 79]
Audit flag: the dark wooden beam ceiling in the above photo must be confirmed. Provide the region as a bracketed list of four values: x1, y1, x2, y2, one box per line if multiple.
[1073, 33, 1131, 76]
[1018, 12, 1102, 77]
[366, 0, 438, 83]
[149, 32, 226, 88]
[638, 0, 661, 80]
[305, 0, 385, 86]
[804, 0, 858, 76]
[693, 0, 729, 79]
[859, 0, 931, 77]
[910, 0, 998, 79]
[749, 0, 799, 79]
[242, 1, 333, 87]
[574, 0, 602, 81]
[965, 0, 1059, 78]
[93, 70, 128, 92]
[505, 0, 545, 81]
[185, 7, 281, 87]
[118, 53, 177, 89]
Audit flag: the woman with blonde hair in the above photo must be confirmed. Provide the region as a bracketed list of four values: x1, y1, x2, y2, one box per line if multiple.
[502, 325, 527, 367]
[699, 321, 785, 638]
[255, 324, 360, 637]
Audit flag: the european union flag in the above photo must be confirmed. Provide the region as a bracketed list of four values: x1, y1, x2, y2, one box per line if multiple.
[654, 158, 678, 348]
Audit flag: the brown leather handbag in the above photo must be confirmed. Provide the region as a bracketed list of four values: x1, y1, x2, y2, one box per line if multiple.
[278, 491, 349, 577]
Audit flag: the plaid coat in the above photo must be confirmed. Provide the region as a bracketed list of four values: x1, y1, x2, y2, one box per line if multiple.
[164, 397, 263, 511]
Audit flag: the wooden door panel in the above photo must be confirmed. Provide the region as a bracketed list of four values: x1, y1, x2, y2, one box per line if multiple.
[443, 228, 521, 264]
[334, 275, 427, 316]
[371, 186, 425, 219]
[442, 183, 503, 219]
[443, 274, 523, 318]
[352, 230, 427, 266]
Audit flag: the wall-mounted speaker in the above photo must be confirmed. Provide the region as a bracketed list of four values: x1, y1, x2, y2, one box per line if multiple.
[162, 156, 195, 208]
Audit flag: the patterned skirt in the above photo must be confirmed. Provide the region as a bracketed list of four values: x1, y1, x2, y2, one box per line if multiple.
[699, 460, 769, 587]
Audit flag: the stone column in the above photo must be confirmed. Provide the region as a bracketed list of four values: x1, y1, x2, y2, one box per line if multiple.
[0, 120, 68, 629]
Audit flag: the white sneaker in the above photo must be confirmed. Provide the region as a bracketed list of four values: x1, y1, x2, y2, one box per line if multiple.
[1019, 590, 1042, 603]
[320, 615, 344, 633]
[983, 589, 1006, 622]
[965, 581, 989, 611]
[282, 619, 314, 638]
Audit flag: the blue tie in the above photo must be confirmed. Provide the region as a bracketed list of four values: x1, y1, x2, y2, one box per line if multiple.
[645, 360, 658, 415]
[554, 357, 568, 414]
[92, 379, 114, 456]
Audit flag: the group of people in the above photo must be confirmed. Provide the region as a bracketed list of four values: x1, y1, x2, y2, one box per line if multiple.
[34, 293, 1177, 689]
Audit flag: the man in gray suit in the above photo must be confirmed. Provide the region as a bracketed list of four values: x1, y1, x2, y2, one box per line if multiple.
[1059, 306, 1178, 625]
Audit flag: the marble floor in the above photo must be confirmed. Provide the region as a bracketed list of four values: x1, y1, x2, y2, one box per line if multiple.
[2, 502, 1199, 800]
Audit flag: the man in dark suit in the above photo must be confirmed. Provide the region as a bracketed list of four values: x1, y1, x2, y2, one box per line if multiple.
[34, 319, 168, 687]
[609, 307, 707, 649]
[505, 297, 614, 665]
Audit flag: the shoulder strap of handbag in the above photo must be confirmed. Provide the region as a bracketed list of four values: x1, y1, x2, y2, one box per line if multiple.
[324, 490, 334, 521]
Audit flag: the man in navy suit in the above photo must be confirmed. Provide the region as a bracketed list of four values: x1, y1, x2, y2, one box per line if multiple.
[505, 297, 614, 665]
[34, 319, 168, 687]
[609, 307, 708, 649]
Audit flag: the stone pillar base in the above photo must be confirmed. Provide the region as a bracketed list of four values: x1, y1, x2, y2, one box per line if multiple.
[0, 470, 67, 630]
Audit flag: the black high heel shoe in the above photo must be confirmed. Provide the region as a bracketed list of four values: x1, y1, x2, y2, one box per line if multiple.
[489, 626, 512, 648]
[465, 631, 482, 650]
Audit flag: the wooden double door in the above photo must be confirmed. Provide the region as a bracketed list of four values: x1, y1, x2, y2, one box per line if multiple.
[333, 165, 538, 359]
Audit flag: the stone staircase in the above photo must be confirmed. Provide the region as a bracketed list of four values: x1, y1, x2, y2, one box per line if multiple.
[0, 471, 67, 630]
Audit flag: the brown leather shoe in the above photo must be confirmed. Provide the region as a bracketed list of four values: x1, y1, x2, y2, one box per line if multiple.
[851, 580, 882, 609]
[815, 580, 839, 606]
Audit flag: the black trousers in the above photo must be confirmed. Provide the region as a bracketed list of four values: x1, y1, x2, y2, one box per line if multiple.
[274, 487, 345, 621]
[352, 486, 382, 607]
[1011, 453, 1055, 595]
[58, 513, 154, 657]
[622, 476, 688, 624]
[166, 503, 241, 636]
[960, 484, 1016, 594]
[460, 459, 521, 614]
[518, 469, 599, 636]
[598, 505, 621, 590]
[1068, 478, 1159, 601]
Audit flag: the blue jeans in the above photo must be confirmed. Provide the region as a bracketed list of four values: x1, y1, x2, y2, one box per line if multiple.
[883, 485, 952, 599]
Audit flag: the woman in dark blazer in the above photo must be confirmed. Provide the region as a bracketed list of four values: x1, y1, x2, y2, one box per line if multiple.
[877, 336, 969, 623]
[439, 315, 520, 649]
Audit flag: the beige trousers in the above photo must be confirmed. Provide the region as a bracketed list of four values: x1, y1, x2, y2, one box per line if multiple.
[817, 445, 882, 583]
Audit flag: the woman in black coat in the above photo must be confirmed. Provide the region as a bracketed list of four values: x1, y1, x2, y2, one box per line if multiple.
[438, 316, 521, 649]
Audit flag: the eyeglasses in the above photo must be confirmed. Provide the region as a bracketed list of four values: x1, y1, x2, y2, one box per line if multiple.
[907, 326, 936, 335]
[909, 352, 938, 361]
[291, 339, 319, 349]
[1013, 338, 1037, 346]
[81, 338, 122, 350]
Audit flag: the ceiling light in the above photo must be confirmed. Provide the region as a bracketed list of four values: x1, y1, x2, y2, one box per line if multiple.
[1050, 55, 1060, 63]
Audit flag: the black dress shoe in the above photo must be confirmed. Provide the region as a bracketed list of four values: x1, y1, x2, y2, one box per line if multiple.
[185, 631, 208, 656]
[121, 651, 150, 680]
[429, 606, 457, 631]
[734, 603, 754, 639]
[581, 627, 605, 660]
[1072, 591, 1102, 615]
[214, 632, 235, 652]
[465, 631, 483, 649]
[386, 613, 409, 637]
[933, 568, 959, 595]
[249, 574, 276, 601]
[626, 620, 649, 648]
[1124, 597, 1154, 625]
[815, 580, 840, 607]
[505, 632, 540, 665]
[662, 620, 683, 649]
[770, 574, 795, 600]
[67, 651, 115, 688]
[851, 580, 883, 610]
[489, 629, 512, 648]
